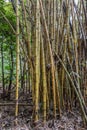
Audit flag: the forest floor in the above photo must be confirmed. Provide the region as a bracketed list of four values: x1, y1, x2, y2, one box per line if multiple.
[0, 92, 87, 130]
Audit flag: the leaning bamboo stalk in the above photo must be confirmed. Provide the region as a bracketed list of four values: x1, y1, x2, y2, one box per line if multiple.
[0, 103, 33, 106]
[71, 2, 86, 111]
[55, 53, 87, 122]
[81, 0, 87, 24]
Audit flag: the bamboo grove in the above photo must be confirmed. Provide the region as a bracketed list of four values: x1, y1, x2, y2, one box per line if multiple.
[0, 0, 87, 124]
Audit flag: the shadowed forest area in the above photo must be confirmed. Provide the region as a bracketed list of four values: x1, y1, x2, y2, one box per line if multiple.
[0, 0, 87, 129]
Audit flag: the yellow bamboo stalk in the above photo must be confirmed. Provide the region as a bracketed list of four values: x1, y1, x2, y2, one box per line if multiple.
[55, 66, 61, 115]
[41, 34, 47, 122]
[34, 0, 40, 121]
[31, 3, 36, 104]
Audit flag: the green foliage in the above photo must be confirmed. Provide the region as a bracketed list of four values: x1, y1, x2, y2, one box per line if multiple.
[0, 0, 5, 11]
[0, 0, 16, 84]
[0, 0, 16, 38]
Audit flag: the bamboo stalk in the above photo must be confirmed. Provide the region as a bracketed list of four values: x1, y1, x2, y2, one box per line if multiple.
[34, 0, 40, 121]
[15, 0, 20, 125]
[41, 34, 47, 122]
[0, 103, 33, 106]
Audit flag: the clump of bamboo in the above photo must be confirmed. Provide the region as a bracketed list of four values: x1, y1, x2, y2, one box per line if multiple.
[8, 0, 87, 124]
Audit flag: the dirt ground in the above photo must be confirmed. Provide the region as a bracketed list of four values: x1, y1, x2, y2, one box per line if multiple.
[0, 104, 87, 130]
[0, 91, 87, 130]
